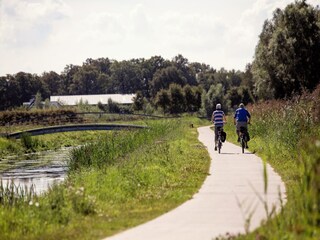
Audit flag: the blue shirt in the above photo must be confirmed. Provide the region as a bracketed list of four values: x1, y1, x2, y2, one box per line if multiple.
[212, 110, 225, 127]
[234, 108, 251, 122]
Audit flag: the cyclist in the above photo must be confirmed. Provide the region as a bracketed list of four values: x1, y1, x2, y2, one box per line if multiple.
[234, 103, 251, 148]
[211, 103, 226, 151]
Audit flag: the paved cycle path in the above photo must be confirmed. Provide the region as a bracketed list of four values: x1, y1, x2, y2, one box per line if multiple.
[104, 126, 286, 240]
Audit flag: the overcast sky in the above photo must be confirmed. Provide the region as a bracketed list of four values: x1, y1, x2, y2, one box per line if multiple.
[0, 0, 318, 76]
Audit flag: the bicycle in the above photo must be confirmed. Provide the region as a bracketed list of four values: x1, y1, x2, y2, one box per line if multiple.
[239, 126, 248, 153]
[217, 127, 223, 154]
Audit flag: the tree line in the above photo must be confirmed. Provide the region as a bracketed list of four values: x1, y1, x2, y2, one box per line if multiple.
[0, 0, 319, 116]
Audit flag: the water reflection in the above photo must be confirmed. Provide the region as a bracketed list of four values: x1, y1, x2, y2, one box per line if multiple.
[0, 148, 70, 195]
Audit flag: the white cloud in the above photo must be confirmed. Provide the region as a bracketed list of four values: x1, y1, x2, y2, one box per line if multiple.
[0, 0, 319, 75]
[0, 0, 70, 47]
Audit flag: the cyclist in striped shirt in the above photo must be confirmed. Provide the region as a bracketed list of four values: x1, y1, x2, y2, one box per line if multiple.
[211, 103, 227, 151]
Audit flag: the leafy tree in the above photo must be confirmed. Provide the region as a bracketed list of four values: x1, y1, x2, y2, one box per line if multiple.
[252, 0, 320, 99]
[151, 66, 186, 96]
[226, 87, 242, 109]
[62, 64, 80, 95]
[191, 63, 216, 92]
[97, 101, 107, 112]
[172, 54, 197, 86]
[40, 71, 63, 97]
[168, 84, 185, 114]
[201, 83, 229, 118]
[183, 85, 197, 112]
[193, 86, 203, 111]
[154, 89, 170, 114]
[241, 64, 255, 93]
[109, 60, 143, 94]
[0, 76, 9, 110]
[84, 58, 112, 75]
[133, 91, 144, 111]
[69, 66, 101, 94]
[107, 98, 120, 113]
[34, 91, 42, 109]
[139, 56, 171, 98]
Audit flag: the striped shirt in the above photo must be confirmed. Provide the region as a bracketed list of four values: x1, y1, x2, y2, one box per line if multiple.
[212, 110, 225, 127]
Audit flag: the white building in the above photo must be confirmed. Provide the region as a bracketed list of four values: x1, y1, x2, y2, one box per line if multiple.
[50, 94, 136, 106]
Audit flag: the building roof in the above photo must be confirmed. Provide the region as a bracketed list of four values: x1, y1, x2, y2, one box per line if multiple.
[50, 94, 136, 105]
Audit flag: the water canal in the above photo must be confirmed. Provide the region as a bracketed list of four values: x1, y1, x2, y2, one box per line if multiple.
[0, 147, 71, 195]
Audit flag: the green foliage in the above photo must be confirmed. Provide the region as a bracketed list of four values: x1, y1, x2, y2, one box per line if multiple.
[252, 0, 320, 99]
[34, 91, 42, 109]
[0, 138, 21, 159]
[154, 89, 170, 114]
[201, 83, 230, 118]
[106, 98, 120, 113]
[168, 84, 185, 114]
[97, 101, 106, 112]
[132, 91, 145, 111]
[151, 66, 187, 96]
[20, 133, 34, 150]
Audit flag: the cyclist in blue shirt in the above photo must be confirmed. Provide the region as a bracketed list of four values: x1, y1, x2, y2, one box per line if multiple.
[211, 103, 226, 151]
[234, 103, 251, 146]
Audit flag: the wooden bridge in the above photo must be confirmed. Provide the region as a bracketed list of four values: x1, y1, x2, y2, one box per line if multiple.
[6, 124, 148, 139]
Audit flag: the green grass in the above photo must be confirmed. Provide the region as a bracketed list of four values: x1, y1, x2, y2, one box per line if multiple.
[223, 91, 320, 240]
[0, 117, 211, 239]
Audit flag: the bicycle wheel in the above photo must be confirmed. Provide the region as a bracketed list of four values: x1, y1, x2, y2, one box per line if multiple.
[241, 137, 245, 153]
[218, 139, 222, 154]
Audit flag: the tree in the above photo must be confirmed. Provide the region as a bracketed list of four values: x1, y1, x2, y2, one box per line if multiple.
[202, 83, 229, 118]
[154, 89, 170, 114]
[69, 66, 101, 94]
[172, 54, 197, 86]
[252, 1, 320, 99]
[62, 64, 80, 95]
[133, 91, 145, 111]
[139, 56, 171, 98]
[193, 86, 203, 111]
[40, 71, 63, 97]
[34, 91, 42, 109]
[107, 98, 120, 113]
[150, 66, 186, 96]
[109, 60, 143, 94]
[183, 85, 197, 112]
[0, 76, 9, 110]
[168, 84, 185, 114]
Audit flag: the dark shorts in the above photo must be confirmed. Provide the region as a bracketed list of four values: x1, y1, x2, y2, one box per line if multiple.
[236, 122, 248, 131]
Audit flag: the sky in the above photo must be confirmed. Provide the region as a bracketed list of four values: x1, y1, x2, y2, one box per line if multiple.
[0, 0, 319, 76]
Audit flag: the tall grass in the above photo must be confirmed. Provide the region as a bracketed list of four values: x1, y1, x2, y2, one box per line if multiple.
[224, 85, 320, 239]
[68, 120, 175, 171]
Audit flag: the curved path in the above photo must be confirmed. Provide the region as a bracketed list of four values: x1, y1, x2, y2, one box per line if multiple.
[104, 126, 286, 240]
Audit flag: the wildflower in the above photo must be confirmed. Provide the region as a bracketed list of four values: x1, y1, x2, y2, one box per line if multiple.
[29, 201, 33, 206]
[35, 202, 39, 207]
